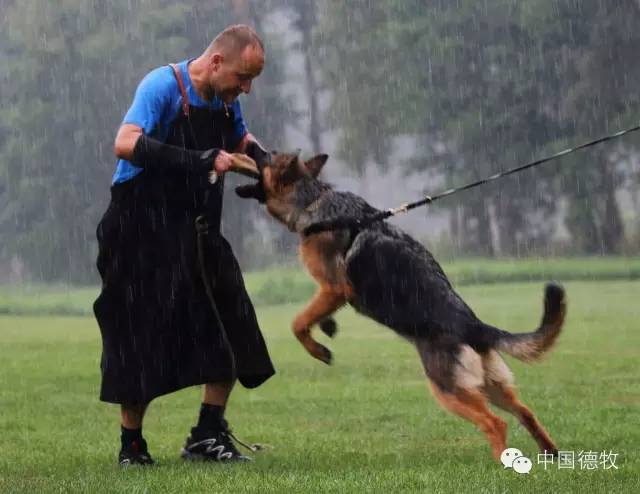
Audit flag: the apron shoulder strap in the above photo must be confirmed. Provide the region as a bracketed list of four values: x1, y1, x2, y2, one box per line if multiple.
[169, 63, 189, 117]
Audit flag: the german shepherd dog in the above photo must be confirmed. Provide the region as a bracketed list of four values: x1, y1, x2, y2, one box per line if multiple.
[240, 151, 566, 461]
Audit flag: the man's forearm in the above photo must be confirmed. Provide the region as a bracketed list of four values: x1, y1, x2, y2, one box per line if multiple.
[132, 134, 219, 174]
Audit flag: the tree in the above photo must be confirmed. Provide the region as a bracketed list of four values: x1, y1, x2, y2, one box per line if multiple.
[523, 0, 640, 253]
[315, 1, 399, 171]
[313, 0, 640, 255]
[0, 0, 290, 281]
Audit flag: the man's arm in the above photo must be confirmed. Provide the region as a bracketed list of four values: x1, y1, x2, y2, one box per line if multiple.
[115, 123, 234, 174]
[115, 67, 234, 175]
[114, 124, 142, 161]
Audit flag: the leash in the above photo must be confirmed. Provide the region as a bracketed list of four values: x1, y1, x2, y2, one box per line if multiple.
[195, 216, 267, 453]
[195, 215, 237, 380]
[303, 123, 640, 236]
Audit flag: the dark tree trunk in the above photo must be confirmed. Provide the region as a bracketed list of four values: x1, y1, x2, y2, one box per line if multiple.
[598, 160, 624, 254]
[299, 5, 322, 153]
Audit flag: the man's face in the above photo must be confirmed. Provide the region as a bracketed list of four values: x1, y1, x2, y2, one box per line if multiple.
[210, 44, 264, 104]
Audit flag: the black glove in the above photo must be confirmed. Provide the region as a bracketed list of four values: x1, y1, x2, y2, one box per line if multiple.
[132, 134, 218, 174]
[234, 139, 269, 203]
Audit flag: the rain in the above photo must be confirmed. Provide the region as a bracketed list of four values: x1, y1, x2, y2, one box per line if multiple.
[0, 0, 638, 489]
[1, 1, 639, 282]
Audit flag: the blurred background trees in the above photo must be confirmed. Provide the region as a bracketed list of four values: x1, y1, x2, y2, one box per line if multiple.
[1, 0, 639, 283]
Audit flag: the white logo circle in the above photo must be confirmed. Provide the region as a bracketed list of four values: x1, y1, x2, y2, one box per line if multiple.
[500, 448, 524, 468]
[512, 456, 533, 474]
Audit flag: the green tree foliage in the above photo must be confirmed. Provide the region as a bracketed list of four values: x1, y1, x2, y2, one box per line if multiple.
[2, 1, 639, 282]
[314, 0, 640, 255]
[315, 1, 398, 171]
[0, 0, 288, 281]
[522, 0, 640, 253]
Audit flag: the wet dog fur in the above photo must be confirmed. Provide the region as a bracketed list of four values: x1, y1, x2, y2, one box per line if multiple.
[253, 151, 566, 461]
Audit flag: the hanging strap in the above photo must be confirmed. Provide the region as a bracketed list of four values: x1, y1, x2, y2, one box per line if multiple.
[194, 216, 237, 380]
[169, 63, 189, 117]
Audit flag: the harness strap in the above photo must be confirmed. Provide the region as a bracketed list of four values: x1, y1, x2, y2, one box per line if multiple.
[286, 191, 330, 233]
[169, 63, 189, 117]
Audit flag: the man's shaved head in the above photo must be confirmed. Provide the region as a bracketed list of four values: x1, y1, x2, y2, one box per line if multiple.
[205, 24, 264, 57]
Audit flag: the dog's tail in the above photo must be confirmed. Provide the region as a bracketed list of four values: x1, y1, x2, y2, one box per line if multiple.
[480, 283, 566, 362]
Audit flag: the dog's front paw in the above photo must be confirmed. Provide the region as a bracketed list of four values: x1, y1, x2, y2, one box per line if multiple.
[319, 317, 338, 338]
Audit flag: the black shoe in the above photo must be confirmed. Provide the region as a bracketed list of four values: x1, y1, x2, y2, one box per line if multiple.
[118, 438, 155, 466]
[181, 420, 253, 462]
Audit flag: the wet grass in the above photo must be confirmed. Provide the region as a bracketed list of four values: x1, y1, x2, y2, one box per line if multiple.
[0, 280, 639, 493]
[1, 256, 640, 315]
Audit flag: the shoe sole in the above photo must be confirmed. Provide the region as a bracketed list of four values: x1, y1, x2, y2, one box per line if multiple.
[180, 448, 252, 462]
[119, 459, 155, 467]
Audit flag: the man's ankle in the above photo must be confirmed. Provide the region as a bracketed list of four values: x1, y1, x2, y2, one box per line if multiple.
[121, 425, 143, 446]
[196, 403, 226, 432]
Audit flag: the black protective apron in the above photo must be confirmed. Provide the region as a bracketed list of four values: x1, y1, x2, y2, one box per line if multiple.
[93, 64, 275, 404]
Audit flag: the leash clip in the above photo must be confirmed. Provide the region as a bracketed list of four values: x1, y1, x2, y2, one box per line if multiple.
[388, 203, 410, 215]
[195, 215, 209, 235]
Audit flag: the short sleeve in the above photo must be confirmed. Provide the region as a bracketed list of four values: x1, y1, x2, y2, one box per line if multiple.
[122, 67, 175, 135]
[230, 100, 248, 148]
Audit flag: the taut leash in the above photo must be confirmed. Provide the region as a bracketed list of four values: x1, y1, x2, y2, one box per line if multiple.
[304, 123, 640, 236]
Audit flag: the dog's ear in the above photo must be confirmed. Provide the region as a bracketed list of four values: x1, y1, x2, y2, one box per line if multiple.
[304, 154, 329, 178]
[280, 152, 304, 184]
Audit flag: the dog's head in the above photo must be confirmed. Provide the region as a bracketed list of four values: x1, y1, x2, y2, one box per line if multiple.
[239, 150, 329, 228]
[262, 150, 328, 196]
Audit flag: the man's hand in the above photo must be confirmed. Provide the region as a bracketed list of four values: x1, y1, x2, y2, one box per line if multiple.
[214, 150, 234, 174]
[233, 134, 268, 202]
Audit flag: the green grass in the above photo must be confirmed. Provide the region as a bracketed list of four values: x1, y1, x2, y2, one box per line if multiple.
[441, 256, 640, 284]
[2, 256, 640, 315]
[1, 280, 639, 493]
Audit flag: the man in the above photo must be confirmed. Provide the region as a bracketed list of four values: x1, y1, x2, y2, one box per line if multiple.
[93, 25, 275, 466]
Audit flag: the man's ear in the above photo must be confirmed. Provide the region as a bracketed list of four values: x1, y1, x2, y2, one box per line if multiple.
[304, 154, 329, 178]
[210, 52, 224, 69]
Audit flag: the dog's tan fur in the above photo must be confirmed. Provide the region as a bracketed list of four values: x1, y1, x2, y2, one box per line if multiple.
[253, 151, 564, 460]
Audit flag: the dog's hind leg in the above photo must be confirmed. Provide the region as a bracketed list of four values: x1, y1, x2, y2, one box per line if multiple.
[485, 392, 557, 453]
[486, 384, 557, 455]
[416, 340, 507, 461]
[482, 351, 557, 454]
[429, 381, 508, 461]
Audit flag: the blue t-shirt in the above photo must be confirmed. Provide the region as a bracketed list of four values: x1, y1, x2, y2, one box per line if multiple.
[112, 59, 248, 184]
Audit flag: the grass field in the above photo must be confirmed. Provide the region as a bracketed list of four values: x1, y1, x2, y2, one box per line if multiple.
[2, 256, 640, 315]
[0, 280, 639, 493]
